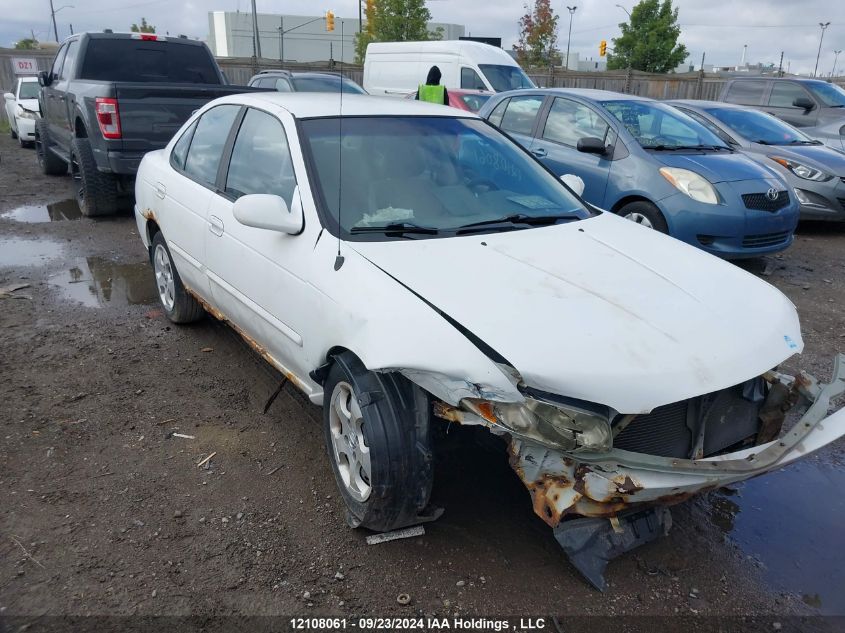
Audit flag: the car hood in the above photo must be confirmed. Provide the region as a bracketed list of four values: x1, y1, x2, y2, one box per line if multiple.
[351, 213, 802, 414]
[762, 143, 845, 176]
[17, 98, 39, 113]
[653, 151, 779, 184]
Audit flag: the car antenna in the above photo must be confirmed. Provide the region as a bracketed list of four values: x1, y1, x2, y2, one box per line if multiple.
[333, 15, 345, 272]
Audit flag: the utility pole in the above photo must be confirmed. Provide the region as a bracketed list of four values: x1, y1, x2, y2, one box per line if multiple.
[813, 21, 830, 77]
[832, 50, 843, 78]
[358, 0, 362, 35]
[49, 0, 59, 41]
[278, 16, 283, 62]
[564, 6, 577, 71]
[777, 51, 783, 77]
[250, 0, 262, 60]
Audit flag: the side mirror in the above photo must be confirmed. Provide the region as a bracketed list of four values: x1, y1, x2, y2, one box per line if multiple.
[38, 70, 52, 87]
[3, 92, 14, 101]
[576, 136, 608, 155]
[792, 97, 815, 111]
[233, 193, 303, 234]
[561, 174, 585, 197]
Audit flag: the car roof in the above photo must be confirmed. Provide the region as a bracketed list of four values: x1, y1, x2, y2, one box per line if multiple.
[504, 88, 652, 102]
[212, 92, 477, 119]
[726, 77, 830, 87]
[19, 76, 39, 82]
[669, 99, 747, 110]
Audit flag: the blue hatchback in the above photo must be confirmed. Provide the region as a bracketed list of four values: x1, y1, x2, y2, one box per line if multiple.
[478, 89, 800, 257]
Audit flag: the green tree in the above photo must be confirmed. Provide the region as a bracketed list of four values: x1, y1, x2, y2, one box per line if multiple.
[14, 38, 39, 50]
[354, 0, 442, 64]
[607, 0, 687, 72]
[130, 18, 156, 34]
[513, 0, 559, 68]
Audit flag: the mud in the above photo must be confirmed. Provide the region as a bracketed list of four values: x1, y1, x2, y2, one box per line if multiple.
[0, 134, 844, 622]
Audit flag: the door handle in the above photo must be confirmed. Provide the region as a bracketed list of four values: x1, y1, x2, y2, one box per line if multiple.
[531, 147, 547, 158]
[154, 182, 166, 199]
[209, 215, 224, 237]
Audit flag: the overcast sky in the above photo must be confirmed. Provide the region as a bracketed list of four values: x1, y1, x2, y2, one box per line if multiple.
[3, 0, 844, 75]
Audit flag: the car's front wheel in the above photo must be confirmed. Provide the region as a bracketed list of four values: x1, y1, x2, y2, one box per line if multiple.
[618, 200, 668, 233]
[323, 352, 435, 532]
[150, 232, 205, 324]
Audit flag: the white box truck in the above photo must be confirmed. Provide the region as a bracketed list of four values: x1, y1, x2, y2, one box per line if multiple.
[363, 40, 535, 97]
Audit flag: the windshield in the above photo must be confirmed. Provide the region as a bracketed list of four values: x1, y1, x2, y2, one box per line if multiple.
[478, 64, 535, 92]
[291, 76, 366, 94]
[601, 99, 730, 149]
[458, 93, 491, 112]
[805, 82, 845, 107]
[300, 116, 589, 240]
[18, 81, 39, 99]
[704, 107, 811, 145]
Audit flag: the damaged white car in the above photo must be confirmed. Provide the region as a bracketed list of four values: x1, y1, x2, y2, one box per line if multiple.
[134, 92, 845, 590]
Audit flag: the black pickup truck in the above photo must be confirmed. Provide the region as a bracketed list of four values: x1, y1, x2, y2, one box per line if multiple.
[36, 32, 249, 216]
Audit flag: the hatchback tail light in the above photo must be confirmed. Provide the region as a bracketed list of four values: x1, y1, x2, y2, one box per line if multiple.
[95, 97, 121, 139]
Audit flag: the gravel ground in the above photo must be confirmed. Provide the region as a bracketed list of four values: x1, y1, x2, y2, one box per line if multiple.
[1, 133, 844, 631]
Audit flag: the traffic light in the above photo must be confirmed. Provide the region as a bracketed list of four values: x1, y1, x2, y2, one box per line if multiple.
[599, 40, 607, 57]
[326, 10, 335, 32]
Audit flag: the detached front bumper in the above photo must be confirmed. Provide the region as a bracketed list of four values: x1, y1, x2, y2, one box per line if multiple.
[510, 355, 845, 525]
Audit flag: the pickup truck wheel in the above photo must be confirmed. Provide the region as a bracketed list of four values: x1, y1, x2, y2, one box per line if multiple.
[150, 232, 204, 324]
[618, 200, 669, 234]
[35, 119, 67, 176]
[70, 137, 119, 216]
[323, 352, 434, 533]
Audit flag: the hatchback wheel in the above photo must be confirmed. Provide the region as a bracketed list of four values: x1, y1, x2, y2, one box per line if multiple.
[150, 232, 204, 324]
[618, 200, 668, 233]
[323, 352, 435, 532]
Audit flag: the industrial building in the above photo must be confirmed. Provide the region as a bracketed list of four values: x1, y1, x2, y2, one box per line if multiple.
[207, 11, 465, 62]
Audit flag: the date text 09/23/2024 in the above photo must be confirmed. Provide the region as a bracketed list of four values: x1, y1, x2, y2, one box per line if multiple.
[289, 618, 546, 631]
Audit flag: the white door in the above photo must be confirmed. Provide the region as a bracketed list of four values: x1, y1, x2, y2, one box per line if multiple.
[165, 104, 241, 298]
[203, 106, 318, 386]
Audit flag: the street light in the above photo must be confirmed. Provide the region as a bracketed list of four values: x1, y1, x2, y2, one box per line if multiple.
[564, 6, 577, 71]
[813, 21, 830, 78]
[49, 1, 74, 42]
[832, 49, 843, 78]
[615, 4, 631, 17]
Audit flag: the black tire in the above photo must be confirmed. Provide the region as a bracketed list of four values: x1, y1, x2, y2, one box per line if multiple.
[35, 119, 67, 176]
[10, 125, 17, 140]
[150, 232, 204, 324]
[71, 137, 119, 216]
[322, 352, 435, 532]
[617, 200, 669, 233]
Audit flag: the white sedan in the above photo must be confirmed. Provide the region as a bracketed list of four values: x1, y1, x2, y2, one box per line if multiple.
[134, 92, 845, 590]
[3, 76, 39, 146]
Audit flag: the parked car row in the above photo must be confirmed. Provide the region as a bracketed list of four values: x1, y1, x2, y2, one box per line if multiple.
[6, 35, 845, 591]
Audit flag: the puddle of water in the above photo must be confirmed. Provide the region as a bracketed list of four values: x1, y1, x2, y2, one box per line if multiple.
[49, 257, 158, 307]
[2, 199, 83, 223]
[708, 459, 845, 615]
[0, 237, 65, 267]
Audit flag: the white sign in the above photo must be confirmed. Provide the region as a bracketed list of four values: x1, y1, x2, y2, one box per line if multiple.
[11, 57, 39, 75]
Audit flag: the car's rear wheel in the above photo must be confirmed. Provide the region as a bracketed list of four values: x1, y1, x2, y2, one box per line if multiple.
[618, 200, 668, 233]
[150, 232, 204, 324]
[35, 119, 67, 176]
[70, 137, 119, 216]
[323, 352, 434, 532]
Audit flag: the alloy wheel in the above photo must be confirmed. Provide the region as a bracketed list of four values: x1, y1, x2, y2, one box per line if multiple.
[328, 381, 372, 502]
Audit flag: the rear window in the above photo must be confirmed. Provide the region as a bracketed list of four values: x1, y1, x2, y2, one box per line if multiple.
[723, 80, 767, 105]
[79, 39, 221, 84]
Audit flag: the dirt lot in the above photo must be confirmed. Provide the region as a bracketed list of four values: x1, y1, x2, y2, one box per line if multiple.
[1, 133, 844, 630]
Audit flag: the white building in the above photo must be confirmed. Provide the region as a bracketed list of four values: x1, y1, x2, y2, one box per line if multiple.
[207, 11, 465, 62]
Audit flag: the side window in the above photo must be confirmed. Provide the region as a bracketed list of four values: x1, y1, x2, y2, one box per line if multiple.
[500, 95, 544, 137]
[50, 44, 68, 80]
[768, 83, 812, 108]
[543, 98, 609, 147]
[460, 67, 486, 90]
[170, 120, 198, 170]
[59, 40, 80, 81]
[225, 108, 296, 206]
[274, 78, 293, 92]
[183, 105, 240, 187]
[487, 98, 509, 127]
[724, 81, 767, 105]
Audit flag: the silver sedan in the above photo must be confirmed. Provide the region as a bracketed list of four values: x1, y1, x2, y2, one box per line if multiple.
[669, 100, 845, 221]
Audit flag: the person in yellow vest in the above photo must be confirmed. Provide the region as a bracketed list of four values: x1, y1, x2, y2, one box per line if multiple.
[415, 65, 450, 105]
